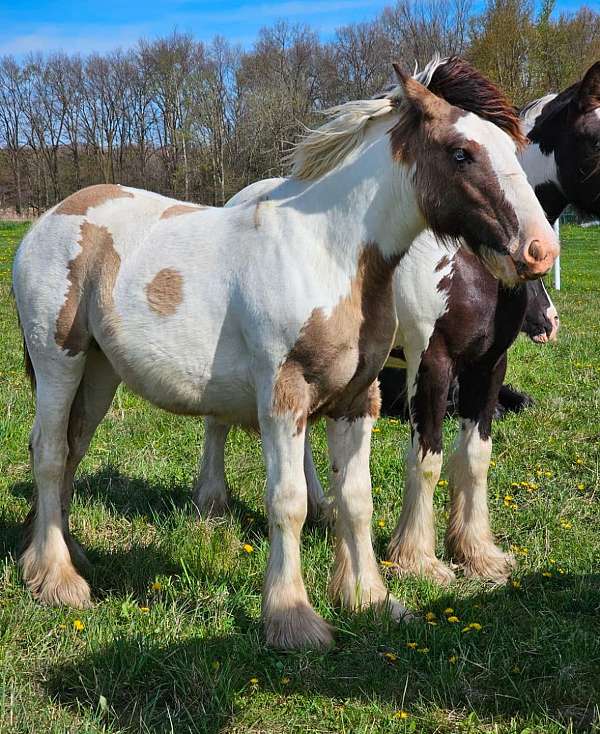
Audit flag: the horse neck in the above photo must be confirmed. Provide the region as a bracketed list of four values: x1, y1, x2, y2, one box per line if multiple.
[520, 102, 568, 223]
[290, 127, 426, 266]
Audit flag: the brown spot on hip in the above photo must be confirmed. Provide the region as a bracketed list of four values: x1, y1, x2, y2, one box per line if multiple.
[160, 204, 205, 219]
[273, 243, 399, 429]
[55, 222, 121, 356]
[54, 185, 133, 216]
[145, 268, 184, 316]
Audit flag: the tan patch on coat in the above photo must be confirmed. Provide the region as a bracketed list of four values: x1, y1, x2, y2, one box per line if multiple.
[55, 222, 121, 356]
[145, 268, 184, 316]
[54, 185, 133, 216]
[160, 204, 204, 219]
[273, 244, 399, 430]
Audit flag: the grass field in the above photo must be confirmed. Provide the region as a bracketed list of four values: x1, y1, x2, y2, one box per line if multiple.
[0, 221, 598, 734]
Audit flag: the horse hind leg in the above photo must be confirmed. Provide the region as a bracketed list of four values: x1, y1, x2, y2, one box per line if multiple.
[20, 353, 92, 608]
[61, 347, 121, 570]
[193, 418, 231, 518]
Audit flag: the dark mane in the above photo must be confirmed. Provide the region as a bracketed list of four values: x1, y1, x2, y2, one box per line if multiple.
[426, 57, 527, 149]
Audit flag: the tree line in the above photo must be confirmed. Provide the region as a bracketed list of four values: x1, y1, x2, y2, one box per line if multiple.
[0, 0, 598, 215]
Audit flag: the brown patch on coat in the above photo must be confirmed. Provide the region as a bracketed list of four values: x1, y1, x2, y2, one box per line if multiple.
[160, 204, 204, 219]
[54, 185, 133, 216]
[54, 222, 121, 356]
[272, 244, 399, 430]
[145, 268, 184, 316]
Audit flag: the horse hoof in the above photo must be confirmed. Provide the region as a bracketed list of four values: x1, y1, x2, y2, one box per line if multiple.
[388, 555, 456, 586]
[263, 603, 334, 651]
[458, 549, 515, 584]
[22, 556, 92, 609]
[192, 489, 230, 519]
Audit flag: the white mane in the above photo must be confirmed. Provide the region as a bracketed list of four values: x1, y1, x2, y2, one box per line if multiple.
[520, 93, 557, 132]
[289, 57, 446, 181]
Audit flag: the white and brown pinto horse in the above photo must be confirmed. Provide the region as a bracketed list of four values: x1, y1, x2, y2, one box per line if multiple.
[207, 59, 600, 588]
[13, 62, 558, 650]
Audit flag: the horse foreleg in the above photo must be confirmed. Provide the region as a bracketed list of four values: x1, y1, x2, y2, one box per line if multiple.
[327, 410, 409, 621]
[387, 351, 455, 584]
[260, 408, 333, 651]
[446, 354, 515, 583]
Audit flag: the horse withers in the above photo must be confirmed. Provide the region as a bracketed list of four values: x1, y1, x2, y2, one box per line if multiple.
[13, 60, 557, 650]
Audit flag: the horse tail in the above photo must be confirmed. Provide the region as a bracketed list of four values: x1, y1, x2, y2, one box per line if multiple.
[13, 291, 36, 394]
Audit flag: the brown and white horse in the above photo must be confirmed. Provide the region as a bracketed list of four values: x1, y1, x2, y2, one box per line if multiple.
[205, 59, 598, 587]
[13, 61, 557, 650]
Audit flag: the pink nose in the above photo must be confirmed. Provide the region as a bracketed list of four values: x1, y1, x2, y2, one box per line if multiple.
[518, 237, 559, 278]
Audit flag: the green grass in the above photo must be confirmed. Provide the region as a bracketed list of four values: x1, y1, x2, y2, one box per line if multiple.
[0, 220, 599, 734]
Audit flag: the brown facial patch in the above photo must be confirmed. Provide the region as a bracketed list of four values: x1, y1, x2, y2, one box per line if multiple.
[273, 244, 399, 430]
[55, 222, 121, 356]
[145, 268, 184, 316]
[160, 204, 204, 219]
[390, 103, 519, 259]
[54, 185, 133, 216]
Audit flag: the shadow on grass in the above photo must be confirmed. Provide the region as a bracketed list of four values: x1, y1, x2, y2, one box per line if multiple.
[45, 573, 600, 734]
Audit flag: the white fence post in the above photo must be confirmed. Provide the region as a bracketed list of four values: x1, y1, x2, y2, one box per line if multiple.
[553, 219, 560, 291]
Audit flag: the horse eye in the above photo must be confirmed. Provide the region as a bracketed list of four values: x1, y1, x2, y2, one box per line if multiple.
[453, 148, 468, 163]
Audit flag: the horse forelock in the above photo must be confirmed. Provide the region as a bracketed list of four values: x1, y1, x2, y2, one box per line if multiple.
[422, 56, 527, 149]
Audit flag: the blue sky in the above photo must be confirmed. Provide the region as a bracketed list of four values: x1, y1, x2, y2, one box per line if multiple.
[0, 0, 591, 56]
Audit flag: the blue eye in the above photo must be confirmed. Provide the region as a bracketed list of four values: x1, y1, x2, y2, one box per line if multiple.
[453, 148, 467, 162]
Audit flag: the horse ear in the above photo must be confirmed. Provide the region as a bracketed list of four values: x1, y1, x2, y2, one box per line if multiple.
[392, 62, 449, 120]
[578, 61, 600, 112]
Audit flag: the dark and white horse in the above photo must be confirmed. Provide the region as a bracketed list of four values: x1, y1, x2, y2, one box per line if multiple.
[14, 60, 557, 650]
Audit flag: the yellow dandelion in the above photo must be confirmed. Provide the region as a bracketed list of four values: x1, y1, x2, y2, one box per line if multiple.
[560, 520, 572, 529]
[576, 457, 583, 465]
[243, 543, 254, 553]
[211, 661, 220, 671]
[151, 581, 162, 591]
[383, 652, 398, 662]
[462, 622, 482, 632]
[542, 571, 552, 578]
[447, 615, 459, 624]
[417, 647, 429, 654]
[393, 710, 410, 719]
[443, 607, 454, 615]
[511, 665, 521, 674]
[437, 479, 448, 487]
[378, 519, 385, 528]
[380, 560, 394, 567]
[73, 619, 84, 632]
[511, 580, 521, 589]
[425, 611, 437, 622]
[577, 483, 585, 491]
[139, 606, 150, 613]
[448, 655, 458, 664]
[372, 428, 381, 433]
[406, 642, 418, 649]
[281, 676, 290, 685]
[249, 677, 259, 685]
[490, 460, 496, 467]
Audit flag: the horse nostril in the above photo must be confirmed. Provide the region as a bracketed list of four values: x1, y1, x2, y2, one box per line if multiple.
[527, 239, 545, 263]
